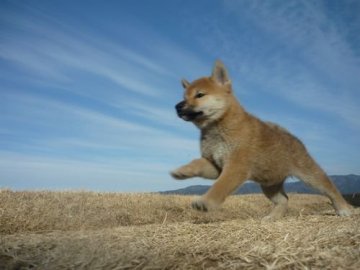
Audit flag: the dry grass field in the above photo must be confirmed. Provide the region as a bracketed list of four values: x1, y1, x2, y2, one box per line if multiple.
[0, 190, 359, 269]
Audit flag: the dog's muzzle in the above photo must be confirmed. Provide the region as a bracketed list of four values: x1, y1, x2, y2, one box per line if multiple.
[175, 101, 203, 121]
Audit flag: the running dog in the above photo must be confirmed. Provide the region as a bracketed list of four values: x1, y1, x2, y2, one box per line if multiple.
[171, 60, 352, 220]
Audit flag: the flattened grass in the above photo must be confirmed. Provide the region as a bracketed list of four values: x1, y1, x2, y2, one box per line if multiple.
[0, 190, 359, 269]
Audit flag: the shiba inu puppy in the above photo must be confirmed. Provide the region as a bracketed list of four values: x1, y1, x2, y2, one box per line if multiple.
[171, 60, 352, 220]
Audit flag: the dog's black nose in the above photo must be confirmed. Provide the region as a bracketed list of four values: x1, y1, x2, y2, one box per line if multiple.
[175, 101, 185, 112]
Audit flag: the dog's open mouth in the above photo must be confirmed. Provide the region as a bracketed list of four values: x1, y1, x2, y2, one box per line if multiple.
[179, 111, 204, 121]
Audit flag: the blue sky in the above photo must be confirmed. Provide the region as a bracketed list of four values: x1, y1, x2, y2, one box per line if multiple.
[1, 0, 359, 192]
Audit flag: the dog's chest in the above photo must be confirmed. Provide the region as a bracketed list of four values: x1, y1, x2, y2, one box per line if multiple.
[201, 131, 230, 168]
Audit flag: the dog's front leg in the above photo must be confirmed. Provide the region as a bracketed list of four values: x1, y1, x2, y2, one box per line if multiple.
[170, 158, 219, 180]
[192, 158, 248, 212]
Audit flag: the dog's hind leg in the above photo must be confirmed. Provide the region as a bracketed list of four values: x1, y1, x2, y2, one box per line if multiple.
[294, 163, 352, 216]
[171, 158, 220, 180]
[261, 182, 288, 221]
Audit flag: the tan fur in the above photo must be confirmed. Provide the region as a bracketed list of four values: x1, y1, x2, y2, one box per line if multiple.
[171, 60, 352, 219]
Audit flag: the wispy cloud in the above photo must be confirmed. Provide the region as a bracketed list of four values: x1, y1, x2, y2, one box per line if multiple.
[1, 92, 198, 154]
[0, 7, 208, 99]
[0, 22, 160, 96]
[0, 2, 208, 191]
[194, 0, 360, 129]
[0, 90, 200, 191]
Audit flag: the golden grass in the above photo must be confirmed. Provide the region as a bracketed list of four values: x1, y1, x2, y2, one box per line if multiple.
[0, 190, 359, 269]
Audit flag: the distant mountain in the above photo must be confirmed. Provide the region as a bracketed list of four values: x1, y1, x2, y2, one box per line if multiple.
[161, 174, 360, 196]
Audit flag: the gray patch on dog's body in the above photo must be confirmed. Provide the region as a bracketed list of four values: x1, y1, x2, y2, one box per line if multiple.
[201, 127, 232, 169]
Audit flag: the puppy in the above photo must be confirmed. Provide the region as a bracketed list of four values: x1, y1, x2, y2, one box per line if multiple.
[171, 60, 352, 220]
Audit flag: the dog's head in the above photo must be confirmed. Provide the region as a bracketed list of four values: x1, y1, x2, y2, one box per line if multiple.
[175, 60, 233, 127]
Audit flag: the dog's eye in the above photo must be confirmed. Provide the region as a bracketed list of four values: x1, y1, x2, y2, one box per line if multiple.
[195, 92, 205, 99]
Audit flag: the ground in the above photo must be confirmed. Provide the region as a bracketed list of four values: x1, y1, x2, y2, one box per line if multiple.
[0, 190, 359, 269]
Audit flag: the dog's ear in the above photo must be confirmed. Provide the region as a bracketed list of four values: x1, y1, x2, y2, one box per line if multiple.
[181, 79, 190, 89]
[211, 60, 231, 86]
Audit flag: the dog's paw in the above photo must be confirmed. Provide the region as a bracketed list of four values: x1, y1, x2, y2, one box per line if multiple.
[170, 170, 187, 180]
[170, 167, 194, 180]
[191, 199, 209, 212]
[261, 214, 280, 222]
[336, 206, 353, 217]
[262, 206, 287, 221]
